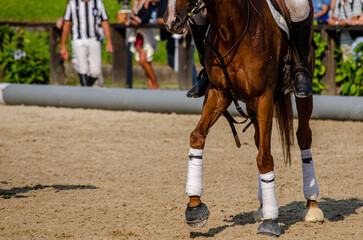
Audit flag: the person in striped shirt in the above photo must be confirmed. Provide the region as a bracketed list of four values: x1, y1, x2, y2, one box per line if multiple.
[60, 0, 113, 86]
[327, 0, 362, 61]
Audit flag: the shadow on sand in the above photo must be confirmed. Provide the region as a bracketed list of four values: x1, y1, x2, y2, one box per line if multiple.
[0, 182, 97, 199]
[190, 197, 363, 238]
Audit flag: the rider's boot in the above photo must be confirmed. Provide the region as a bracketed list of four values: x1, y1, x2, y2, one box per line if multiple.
[186, 24, 209, 98]
[291, 14, 313, 98]
[187, 69, 209, 98]
[88, 76, 98, 87]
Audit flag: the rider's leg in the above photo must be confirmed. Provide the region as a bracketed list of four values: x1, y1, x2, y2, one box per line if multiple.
[186, 11, 209, 98]
[286, 0, 313, 98]
[187, 23, 209, 98]
[78, 74, 88, 86]
[291, 15, 313, 98]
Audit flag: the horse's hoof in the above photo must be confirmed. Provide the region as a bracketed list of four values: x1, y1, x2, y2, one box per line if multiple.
[257, 219, 282, 237]
[185, 202, 210, 229]
[303, 206, 324, 222]
[253, 207, 263, 222]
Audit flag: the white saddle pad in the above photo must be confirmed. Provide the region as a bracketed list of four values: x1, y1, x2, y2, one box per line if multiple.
[266, 0, 290, 40]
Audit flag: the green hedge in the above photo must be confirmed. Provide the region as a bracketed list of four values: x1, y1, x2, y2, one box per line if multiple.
[335, 42, 363, 96]
[0, 25, 49, 84]
[313, 31, 328, 94]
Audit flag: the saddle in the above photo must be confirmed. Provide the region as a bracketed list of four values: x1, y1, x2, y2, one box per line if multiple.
[268, 0, 292, 39]
[267, 0, 294, 102]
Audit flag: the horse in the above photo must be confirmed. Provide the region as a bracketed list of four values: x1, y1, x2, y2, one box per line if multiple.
[164, 0, 324, 237]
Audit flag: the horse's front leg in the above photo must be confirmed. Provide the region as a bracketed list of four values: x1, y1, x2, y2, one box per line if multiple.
[254, 93, 283, 237]
[185, 88, 230, 229]
[295, 96, 324, 222]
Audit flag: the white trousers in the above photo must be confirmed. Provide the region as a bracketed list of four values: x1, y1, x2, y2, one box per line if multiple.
[72, 37, 102, 78]
[284, 0, 310, 22]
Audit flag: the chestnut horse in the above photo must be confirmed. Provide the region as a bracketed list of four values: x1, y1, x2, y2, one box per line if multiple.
[164, 0, 324, 237]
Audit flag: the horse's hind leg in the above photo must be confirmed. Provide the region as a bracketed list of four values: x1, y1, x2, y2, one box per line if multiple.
[295, 96, 324, 222]
[185, 88, 230, 229]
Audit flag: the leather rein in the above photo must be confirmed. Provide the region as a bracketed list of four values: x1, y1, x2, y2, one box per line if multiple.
[186, 0, 257, 147]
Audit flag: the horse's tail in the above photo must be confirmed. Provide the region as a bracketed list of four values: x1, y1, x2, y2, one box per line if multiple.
[275, 93, 294, 166]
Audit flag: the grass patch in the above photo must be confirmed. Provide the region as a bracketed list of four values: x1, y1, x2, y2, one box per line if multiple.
[0, 0, 120, 22]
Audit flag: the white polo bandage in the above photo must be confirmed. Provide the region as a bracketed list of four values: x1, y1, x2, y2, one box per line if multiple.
[260, 171, 279, 220]
[186, 148, 203, 197]
[301, 149, 319, 200]
[258, 175, 262, 203]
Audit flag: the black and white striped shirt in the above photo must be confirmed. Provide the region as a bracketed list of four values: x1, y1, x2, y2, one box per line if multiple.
[64, 0, 109, 40]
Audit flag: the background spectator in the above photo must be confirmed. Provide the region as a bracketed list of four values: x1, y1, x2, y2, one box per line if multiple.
[126, 0, 159, 89]
[60, 0, 113, 87]
[327, 0, 362, 61]
[312, 0, 331, 23]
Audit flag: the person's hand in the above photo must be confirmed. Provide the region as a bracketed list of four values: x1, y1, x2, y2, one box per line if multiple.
[56, 17, 64, 30]
[59, 45, 68, 59]
[326, 18, 336, 25]
[326, 18, 347, 25]
[106, 41, 114, 53]
[126, 15, 141, 26]
[346, 18, 359, 25]
[339, 20, 347, 25]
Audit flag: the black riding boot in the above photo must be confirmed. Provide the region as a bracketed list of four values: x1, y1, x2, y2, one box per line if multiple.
[291, 15, 313, 98]
[79, 74, 88, 86]
[88, 76, 98, 87]
[186, 24, 209, 98]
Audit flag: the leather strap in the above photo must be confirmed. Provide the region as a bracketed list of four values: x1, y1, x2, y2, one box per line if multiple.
[261, 178, 275, 183]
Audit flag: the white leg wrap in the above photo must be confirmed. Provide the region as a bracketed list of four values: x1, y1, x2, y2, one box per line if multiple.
[186, 148, 203, 197]
[301, 149, 319, 200]
[258, 175, 262, 203]
[260, 171, 278, 220]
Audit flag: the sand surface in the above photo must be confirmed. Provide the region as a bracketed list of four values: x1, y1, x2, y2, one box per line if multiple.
[0, 105, 362, 239]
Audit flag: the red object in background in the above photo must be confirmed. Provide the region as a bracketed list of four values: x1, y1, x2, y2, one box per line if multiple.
[135, 33, 144, 47]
